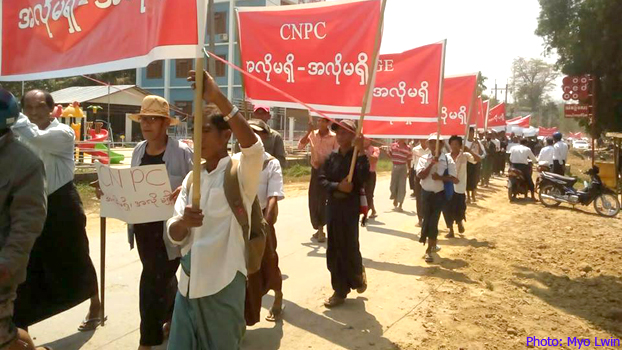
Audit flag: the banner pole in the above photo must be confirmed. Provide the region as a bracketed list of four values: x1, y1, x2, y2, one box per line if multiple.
[434, 39, 448, 157]
[347, 0, 387, 182]
[192, 0, 207, 208]
[234, 8, 249, 120]
[99, 217, 106, 326]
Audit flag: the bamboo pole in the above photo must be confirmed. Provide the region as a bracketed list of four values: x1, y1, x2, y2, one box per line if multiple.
[192, 0, 207, 208]
[434, 39, 448, 157]
[591, 74, 597, 167]
[99, 217, 106, 326]
[347, 0, 387, 182]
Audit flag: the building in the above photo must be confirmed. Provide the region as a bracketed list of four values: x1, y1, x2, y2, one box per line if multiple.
[136, 0, 322, 145]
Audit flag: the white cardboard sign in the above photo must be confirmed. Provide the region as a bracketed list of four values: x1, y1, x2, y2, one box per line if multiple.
[95, 162, 175, 224]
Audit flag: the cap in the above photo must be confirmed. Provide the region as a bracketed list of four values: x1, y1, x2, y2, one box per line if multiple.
[248, 118, 269, 133]
[253, 105, 270, 113]
[331, 119, 357, 132]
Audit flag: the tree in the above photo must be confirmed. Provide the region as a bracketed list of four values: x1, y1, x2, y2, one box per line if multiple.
[536, 0, 622, 133]
[511, 57, 559, 121]
[477, 73, 488, 98]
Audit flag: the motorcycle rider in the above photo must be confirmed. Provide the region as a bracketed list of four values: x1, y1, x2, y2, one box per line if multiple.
[538, 137, 555, 169]
[552, 132, 568, 176]
[509, 138, 538, 200]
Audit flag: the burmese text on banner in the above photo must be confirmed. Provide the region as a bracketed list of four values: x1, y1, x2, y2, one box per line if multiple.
[487, 102, 506, 131]
[236, 0, 382, 114]
[95, 163, 175, 224]
[1, 0, 201, 81]
[363, 73, 477, 139]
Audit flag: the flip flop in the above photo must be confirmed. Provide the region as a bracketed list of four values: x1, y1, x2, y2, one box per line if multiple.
[78, 316, 107, 332]
[265, 305, 285, 322]
[324, 296, 345, 308]
[424, 253, 434, 263]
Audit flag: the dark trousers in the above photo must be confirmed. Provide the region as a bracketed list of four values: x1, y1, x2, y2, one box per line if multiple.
[420, 190, 446, 244]
[408, 168, 416, 192]
[365, 172, 377, 212]
[309, 167, 328, 230]
[326, 197, 364, 299]
[553, 160, 565, 176]
[134, 222, 180, 346]
[414, 177, 423, 222]
[443, 193, 466, 228]
[511, 163, 535, 192]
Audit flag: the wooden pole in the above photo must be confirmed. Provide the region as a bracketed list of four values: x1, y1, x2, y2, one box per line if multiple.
[347, 0, 387, 182]
[434, 39, 448, 157]
[192, 0, 207, 208]
[591, 74, 597, 167]
[99, 217, 106, 326]
[207, 0, 216, 76]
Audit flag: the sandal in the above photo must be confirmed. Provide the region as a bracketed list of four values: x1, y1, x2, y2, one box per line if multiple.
[357, 269, 367, 294]
[324, 295, 345, 308]
[78, 316, 107, 332]
[424, 253, 434, 263]
[265, 305, 285, 322]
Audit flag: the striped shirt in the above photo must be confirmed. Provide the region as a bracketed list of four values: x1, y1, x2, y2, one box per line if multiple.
[389, 142, 412, 165]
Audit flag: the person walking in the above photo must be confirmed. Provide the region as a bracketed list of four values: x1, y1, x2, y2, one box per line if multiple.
[298, 118, 338, 243]
[320, 120, 370, 308]
[0, 89, 49, 350]
[411, 139, 430, 226]
[387, 139, 411, 211]
[12, 90, 101, 332]
[166, 70, 263, 349]
[416, 134, 457, 263]
[443, 136, 480, 238]
[242, 119, 285, 325]
[465, 128, 485, 203]
[126, 95, 193, 349]
[364, 139, 380, 219]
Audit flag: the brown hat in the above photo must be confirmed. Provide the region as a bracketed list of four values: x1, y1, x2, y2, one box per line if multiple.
[331, 119, 357, 132]
[248, 118, 269, 133]
[129, 95, 179, 125]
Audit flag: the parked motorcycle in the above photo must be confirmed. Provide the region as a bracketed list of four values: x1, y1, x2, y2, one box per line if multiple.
[507, 165, 530, 201]
[535, 162, 551, 192]
[538, 166, 620, 217]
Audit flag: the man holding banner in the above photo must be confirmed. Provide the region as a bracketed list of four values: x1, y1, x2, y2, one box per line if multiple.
[166, 70, 263, 349]
[127, 95, 193, 349]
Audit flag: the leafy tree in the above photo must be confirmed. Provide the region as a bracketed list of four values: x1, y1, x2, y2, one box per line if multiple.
[536, 0, 622, 133]
[511, 57, 559, 116]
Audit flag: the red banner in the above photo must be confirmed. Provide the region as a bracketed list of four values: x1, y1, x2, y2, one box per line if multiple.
[568, 132, 583, 139]
[487, 102, 506, 131]
[363, 73, 477, 139]
[237, 0, 382, 114]
[476, 98, 489, 130]
[1, 0, 200, 81]
[507, 115, 531, 128]
[539, 127, 559, 137]
[326, 42, 443, 120]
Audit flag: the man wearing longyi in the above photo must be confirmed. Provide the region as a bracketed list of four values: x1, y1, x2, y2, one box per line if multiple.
[166, 70, 264, 349]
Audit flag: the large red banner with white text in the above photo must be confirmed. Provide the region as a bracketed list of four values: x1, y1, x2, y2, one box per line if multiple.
[326, 42, 444, 120]
[487, 102, 506, 131]
[539, 127, 559, 137]
[507, 115, 531, 128]
[363, 74, 478, 139]
[237, 0, 381, 113]
[1, 0, 200, 81]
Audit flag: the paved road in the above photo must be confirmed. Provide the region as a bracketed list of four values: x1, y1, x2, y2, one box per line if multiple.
[30, 176, 441, 350]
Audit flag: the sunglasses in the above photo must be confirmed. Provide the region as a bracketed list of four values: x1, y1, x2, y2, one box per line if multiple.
[139, 116, 164, 123]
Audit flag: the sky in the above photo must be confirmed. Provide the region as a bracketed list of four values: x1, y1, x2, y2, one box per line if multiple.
[330, 0, 559, 100]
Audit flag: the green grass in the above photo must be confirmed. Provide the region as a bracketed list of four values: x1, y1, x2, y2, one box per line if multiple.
[76, 181, 97, 210]
[376, 158, 393, 173]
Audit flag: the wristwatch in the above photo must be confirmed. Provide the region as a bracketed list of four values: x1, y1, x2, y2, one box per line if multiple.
[223, 105, 239, 122]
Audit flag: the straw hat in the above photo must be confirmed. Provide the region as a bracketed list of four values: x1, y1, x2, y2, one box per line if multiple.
[129, 95, 179, 125]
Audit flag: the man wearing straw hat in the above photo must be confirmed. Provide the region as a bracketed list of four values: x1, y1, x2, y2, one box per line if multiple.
[126, 95, 193, 350]
[12, 90, 101, 334]
[319, 120, 369, 308]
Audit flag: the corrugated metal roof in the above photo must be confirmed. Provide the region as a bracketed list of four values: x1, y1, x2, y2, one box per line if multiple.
[51, 85, 148, 104]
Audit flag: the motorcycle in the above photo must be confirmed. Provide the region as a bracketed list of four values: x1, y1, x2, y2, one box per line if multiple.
[535, 162, 551, 192]
[538, 166, 620, 217]
[507, 164, 531, 201]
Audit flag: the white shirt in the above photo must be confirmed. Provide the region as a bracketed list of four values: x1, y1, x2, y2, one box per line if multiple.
[465, 140, 486, 160]
[538, 145, 555, 166]
[509, 144, 538, 165]
[412, 144, 431, 169]
[12, 113, 75, 195]
[416, 153, 457, 193]
[492, 139, 501, 152]
[234, 152, 284, 210]
[553, 141, 569, 162]
[448, 152, 476, 194]
[166, 140, 264, 299]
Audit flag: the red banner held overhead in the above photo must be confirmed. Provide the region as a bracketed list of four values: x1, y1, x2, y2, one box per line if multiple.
[1, 0, 201, 81]
[539, 127, 559, 137]
[507, 115, 531, 128]
[487, 102, 506, 131]
[476, 98, 489, 130]
[236, 0, 382, 114]
[363, 73, 477, 139]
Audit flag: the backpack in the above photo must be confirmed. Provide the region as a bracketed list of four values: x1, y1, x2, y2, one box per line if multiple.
[185, 158, 268, 275]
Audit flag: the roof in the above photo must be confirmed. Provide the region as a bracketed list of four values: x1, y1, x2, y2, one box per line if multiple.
[606, 132, 622, 139]
[51, 85, 152, 106]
